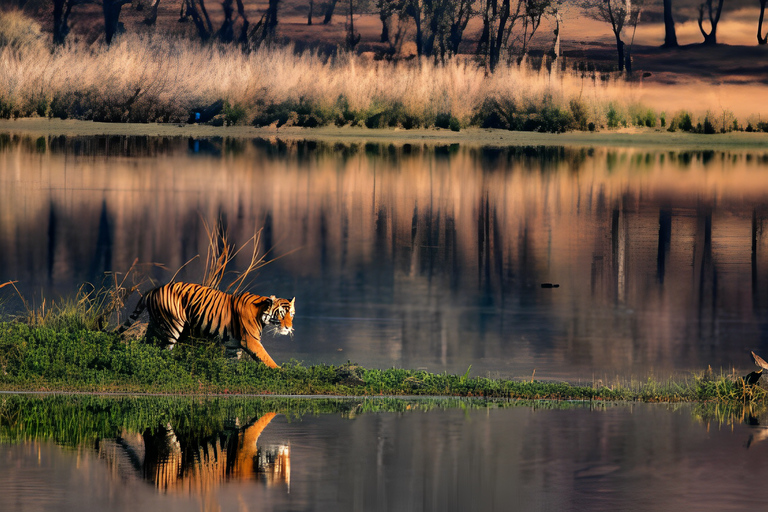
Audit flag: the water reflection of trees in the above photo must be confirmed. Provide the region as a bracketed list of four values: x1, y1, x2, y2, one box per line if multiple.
[4, 135, 768, 376]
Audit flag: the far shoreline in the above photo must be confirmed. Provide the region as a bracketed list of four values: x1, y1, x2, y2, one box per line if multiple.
[3, 118, 768, 150]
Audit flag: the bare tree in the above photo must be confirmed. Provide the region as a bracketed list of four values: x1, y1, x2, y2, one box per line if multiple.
[477, 0, 551, 72]
[308, 0, 314, 24]
[581, 0, 640, 71]
[519, 0, 551, 55]
[697, 0, 723, 44]
[760, 0, 768, 43]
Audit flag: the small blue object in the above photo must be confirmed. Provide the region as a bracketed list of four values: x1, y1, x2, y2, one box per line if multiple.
[195, 112, 201, 121]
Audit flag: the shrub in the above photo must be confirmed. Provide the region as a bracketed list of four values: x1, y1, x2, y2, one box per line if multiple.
[435, 112, 452, 129]
[669, 110, 693, 132]
[223, 101, 248, 125]
[606, 103, 624, 128]
[537, 103, 574, 133]
[569, 98, 589, 131]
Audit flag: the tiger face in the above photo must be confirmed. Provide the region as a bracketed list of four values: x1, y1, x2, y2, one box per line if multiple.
[261, 296, 295, 335]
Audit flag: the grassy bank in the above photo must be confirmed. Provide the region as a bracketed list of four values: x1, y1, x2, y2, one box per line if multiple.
[0, 321, 763, 402]
[2, 9, 767, 134]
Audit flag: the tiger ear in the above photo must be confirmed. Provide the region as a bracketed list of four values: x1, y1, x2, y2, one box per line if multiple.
[290, 297, 295, 308]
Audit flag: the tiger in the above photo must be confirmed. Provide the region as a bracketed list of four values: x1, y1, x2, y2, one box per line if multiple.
[117, 282, 294, 368]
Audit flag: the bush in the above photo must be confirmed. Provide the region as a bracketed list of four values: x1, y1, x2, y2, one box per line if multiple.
[606, 103, 624, 128]
[668, 110, 693, 132]
[537, 103, 574, 133]
[569, 98, 589, 131]
[223, 101, 248, 125]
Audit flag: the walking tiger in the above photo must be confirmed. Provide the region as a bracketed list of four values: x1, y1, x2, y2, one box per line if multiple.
[117, 282, 294, 368]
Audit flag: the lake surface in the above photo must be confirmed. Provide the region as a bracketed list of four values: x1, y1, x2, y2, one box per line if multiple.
[2, 394, 768, 512]
[3, 133, 768, 380]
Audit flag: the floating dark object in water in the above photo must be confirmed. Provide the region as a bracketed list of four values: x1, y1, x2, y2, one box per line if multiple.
[541, 283, 560, 288]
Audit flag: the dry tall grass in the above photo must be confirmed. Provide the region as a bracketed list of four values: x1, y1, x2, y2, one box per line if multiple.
[0, 10, 762, 131]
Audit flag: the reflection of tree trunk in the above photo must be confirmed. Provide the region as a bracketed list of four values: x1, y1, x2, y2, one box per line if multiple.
[612, 209, 627, 303]
[753, 210, 761, 311]
[657, 210, 671, 283]
[759, 0, 768, 44]
[693, 209, 715, 337]
[662, 0, 678, 47]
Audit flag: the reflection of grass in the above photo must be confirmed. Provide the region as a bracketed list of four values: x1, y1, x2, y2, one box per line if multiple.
[0, 394, 611, 448]
[0, 321, 765, 402]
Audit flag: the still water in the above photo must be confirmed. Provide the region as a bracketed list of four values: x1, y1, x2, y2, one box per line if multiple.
[2, 134, 768, 379]
[2, 394, 768, 512]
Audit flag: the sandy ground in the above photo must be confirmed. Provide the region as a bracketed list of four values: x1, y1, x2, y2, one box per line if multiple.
[3, 118, 768, 150]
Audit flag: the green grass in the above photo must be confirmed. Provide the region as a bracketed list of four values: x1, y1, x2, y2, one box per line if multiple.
[0, 321, 764, 402]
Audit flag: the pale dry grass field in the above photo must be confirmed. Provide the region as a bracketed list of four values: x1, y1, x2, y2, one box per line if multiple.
[0, 9, 766, 131]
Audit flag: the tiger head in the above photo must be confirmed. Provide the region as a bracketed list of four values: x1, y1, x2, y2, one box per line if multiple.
[261, 296, 295, 335]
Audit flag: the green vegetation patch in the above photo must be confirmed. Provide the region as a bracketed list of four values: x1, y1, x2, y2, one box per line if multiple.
[0, 322, 764, 402]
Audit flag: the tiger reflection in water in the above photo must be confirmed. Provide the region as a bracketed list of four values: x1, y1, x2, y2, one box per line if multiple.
[98, 413, 290, 493]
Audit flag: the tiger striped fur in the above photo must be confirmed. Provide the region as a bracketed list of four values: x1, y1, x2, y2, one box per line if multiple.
[117, 282, 294, 368]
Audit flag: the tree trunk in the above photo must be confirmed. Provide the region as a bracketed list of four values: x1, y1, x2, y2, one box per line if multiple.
[615, 34, 625, 71]
[185, 0, 212, 39]
[322, 0, 337, 24]
[53, 0, 68, 45]
[759, 0, 767, 44]
[552, 10, 561, 58]
[235, 0, 249, 44]
[103, 0, 130, 45]
[220, 0, 235, 42]
[662, 0, 678, 47]
[411, 2, 423, 56]
[308, 0, 313, 24]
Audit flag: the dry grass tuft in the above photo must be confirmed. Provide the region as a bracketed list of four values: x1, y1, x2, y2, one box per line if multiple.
[200, 219, 295, 294]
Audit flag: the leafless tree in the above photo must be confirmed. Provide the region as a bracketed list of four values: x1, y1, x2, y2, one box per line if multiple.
[758, 0, 767, 44]
[697, 0, 723, 44]
[581, 0, 640, 71]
